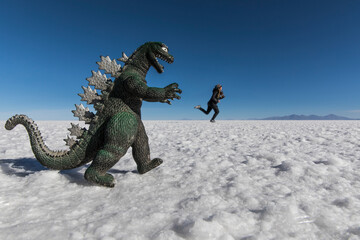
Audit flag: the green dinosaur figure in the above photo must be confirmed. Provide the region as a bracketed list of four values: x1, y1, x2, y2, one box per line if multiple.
[5, 42, 181, 187]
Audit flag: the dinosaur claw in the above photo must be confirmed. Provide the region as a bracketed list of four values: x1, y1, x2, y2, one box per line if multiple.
[160, 99, 172, 105]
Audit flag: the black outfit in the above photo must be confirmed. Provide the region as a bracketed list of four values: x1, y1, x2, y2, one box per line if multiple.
[199, 86, 225, 121]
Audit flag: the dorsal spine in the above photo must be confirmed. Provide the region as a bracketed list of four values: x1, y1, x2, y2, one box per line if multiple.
[65, 55, 123, 147]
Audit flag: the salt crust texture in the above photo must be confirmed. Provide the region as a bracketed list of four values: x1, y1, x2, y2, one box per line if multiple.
[0, 120, 360, 240]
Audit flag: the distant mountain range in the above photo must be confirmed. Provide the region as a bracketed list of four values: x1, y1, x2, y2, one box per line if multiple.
[262, 114, 358, 120]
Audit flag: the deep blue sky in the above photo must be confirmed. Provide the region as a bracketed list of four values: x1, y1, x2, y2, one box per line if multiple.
[1, 0, 360, 120]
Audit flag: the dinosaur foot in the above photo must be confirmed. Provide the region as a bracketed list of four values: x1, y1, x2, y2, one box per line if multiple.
[138, 158, 163, 174]
[84, 167, 115, 188]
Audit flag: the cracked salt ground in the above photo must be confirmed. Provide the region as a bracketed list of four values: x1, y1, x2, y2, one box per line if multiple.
[1, 120, 360, 239]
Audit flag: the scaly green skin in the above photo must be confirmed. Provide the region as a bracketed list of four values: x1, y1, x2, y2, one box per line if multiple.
[5, 42, 181, 187]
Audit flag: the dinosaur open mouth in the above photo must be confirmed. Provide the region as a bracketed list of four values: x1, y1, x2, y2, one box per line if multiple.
[152, 52, 174, 73]
[155, 54, 174, 64]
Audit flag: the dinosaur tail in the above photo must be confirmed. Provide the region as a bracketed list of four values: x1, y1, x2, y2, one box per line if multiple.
[5, 114, 89, 170]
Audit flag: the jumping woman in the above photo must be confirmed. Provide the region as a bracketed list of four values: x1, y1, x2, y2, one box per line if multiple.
[194, 84, 225, 122]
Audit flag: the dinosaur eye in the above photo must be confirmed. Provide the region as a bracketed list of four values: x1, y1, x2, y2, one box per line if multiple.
[162, 47, 168, 52]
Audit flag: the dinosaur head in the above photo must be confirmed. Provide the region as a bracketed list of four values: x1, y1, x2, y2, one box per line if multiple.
[144, 42, 174, 73]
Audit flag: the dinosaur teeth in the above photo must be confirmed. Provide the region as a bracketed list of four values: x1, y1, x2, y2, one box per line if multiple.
[155, 54, 171, 64]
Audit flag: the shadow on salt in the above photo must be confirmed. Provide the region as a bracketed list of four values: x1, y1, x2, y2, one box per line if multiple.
[1, 158, 140, 187]
[0, 158, 46, 177]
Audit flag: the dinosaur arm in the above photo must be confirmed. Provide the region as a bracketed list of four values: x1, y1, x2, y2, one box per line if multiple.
[125, 76, 181, 102]
[124, 76, 166, 100]
[142, 98, 158, 102]
[143, 98, 172, 105]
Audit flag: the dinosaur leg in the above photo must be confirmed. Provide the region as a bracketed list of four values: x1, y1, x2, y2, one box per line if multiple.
[84, 112, 138, 187]
[132, 121, 163, 174]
